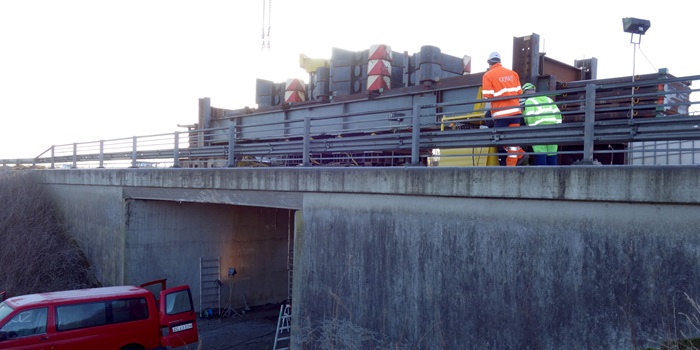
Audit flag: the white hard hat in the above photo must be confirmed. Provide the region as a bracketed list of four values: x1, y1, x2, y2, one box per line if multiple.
[487, 51, 501, 64]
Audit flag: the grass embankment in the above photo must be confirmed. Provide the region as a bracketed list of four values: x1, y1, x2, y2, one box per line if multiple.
[0, 169, 98, 297]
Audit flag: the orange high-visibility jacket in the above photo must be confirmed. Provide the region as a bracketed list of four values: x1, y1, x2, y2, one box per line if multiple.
[482, 63, 522, 118]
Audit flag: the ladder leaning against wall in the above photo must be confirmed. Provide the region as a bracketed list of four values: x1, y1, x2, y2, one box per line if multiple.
[200, 257, 221, 317]
[274, 210, 295, 350]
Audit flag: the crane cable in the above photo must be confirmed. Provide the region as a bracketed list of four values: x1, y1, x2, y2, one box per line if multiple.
[261, 0, 271, 50]
[261, 0, 265, 50]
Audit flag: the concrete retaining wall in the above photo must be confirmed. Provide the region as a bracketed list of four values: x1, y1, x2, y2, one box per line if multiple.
[44, 184, 127, 286]
[298, 193, 700, 349]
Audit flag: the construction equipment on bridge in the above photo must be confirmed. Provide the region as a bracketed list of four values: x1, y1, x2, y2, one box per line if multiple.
[10, 32, 696, 169]
[188, 32, 691, 167]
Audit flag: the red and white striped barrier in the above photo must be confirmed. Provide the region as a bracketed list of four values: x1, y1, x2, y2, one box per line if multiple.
[367, 44, 392, 92]
[463, 55, 472, 74]
[284, 79, 306, 103]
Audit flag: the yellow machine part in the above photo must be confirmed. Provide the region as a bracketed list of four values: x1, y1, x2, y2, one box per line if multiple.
[432, 87, 499, 166]
[299, 54, 330, 73]
[434, 147, 499, 166]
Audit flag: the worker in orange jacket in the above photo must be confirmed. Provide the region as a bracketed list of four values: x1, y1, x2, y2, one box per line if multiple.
[482, 52, 527, 166]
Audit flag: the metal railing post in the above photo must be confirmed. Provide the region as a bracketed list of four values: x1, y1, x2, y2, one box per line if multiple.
[303, 117, 311, 167]
[72, 143, 77, 169]
[50, 146, 55, 169]
[582, 83, 596, 164]
[227, 121, 236, 167]
[98, 140, 105, 168]
[131, 136, 138, 168]
[173, 132, 180, 168]
[411, 103, 421, 165]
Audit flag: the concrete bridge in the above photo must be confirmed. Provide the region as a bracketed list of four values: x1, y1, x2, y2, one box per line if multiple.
[32, 166, 700, 349]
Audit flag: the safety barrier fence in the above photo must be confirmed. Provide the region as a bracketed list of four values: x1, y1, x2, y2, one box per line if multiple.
[2, 74, 700, 169]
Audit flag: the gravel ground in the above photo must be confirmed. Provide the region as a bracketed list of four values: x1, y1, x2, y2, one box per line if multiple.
[193, 303, 284, 350]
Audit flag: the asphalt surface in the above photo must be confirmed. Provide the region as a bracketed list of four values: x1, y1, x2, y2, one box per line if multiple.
[194, 303, 283, 350]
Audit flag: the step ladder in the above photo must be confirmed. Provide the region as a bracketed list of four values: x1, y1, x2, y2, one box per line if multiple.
[272, 304, 292, 350]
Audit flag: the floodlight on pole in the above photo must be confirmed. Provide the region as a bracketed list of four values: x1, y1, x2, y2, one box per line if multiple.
[622, 17, 650, 78]
[622, 17, 650, 120]
[623, 17, 651, 37]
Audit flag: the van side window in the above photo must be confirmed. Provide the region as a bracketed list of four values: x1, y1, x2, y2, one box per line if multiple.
[57, 302, 108, 331]
[111, 298, 148, 323]
[0, 307, 48, 338]
[165, 290, 193, 315]
[56, 298, 149, 331]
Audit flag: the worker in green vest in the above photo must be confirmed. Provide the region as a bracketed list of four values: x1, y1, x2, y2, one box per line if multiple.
[522, 83, 563, 165]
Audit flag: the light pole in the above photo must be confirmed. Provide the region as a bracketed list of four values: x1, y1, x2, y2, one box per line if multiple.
[622, 17, 651, 119]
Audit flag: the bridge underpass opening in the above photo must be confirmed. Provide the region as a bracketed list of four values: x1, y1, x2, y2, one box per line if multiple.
[124, 199, 296, 314]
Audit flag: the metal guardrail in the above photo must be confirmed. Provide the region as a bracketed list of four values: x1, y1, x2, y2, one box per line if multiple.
[2, 75, 700, 169]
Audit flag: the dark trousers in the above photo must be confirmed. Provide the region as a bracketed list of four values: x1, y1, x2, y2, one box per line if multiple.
[534, 155, 558, 165]
[494, 115, 523, 166]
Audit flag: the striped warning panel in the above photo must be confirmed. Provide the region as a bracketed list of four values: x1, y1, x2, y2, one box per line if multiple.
[285, 79, 306, 103]
[285, 79, 305, 92]
[367, 75, 391, 91]
[367, 44, 392, 92]
[284, 91, 305, 103]
[463, 55, 472, 74]
[368, 59, 391, 76]
[369, 44, 393, 61]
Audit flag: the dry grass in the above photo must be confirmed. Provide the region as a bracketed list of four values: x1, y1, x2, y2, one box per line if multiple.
[296, 284, 413, 350]
[643, 293, 700, 350]
[298, 317, 412, 350]
[0, 170, 98, 297]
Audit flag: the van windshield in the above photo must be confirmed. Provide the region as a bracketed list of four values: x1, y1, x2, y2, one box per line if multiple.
[0, 302, 13, 324]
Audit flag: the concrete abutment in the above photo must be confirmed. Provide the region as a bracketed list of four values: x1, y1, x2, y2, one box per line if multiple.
[34, 166, 700, 349]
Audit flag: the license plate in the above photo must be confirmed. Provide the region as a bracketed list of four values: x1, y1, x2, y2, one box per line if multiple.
[172, 323, 193, 333]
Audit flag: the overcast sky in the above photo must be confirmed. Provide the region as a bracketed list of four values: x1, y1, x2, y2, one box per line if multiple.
[0, 0, 696, 158]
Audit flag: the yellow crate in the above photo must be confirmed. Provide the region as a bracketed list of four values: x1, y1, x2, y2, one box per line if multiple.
[431, 87, 499, 166]
[433, 147, 499, 166]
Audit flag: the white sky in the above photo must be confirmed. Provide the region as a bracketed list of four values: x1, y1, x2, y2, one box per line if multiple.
[0, 0, 696, 158]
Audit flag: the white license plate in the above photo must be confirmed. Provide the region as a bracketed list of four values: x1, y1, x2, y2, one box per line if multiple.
[172, 323, 193, 333]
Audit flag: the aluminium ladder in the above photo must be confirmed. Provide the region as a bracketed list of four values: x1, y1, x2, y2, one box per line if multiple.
[272, 304, 292, 350]
[199, 257, 221, 318]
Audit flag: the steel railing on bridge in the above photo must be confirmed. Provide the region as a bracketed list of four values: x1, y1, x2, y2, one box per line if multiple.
[3, 74, 700, 169]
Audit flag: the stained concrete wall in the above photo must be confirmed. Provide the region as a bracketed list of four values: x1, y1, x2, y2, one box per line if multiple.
[298, 193, 700, 349]
[123, 200, 291, 309]
[43, 184, 127, 286]
[43, 183, 290, 310]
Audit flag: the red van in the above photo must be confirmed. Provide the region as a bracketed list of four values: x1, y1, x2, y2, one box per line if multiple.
[0, 280, 198, 350]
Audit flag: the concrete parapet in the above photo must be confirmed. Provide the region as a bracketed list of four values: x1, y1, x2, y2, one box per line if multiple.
[35, 166, 700, 205]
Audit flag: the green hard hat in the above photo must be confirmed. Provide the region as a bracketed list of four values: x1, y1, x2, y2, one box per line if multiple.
[522, 83, 536, 91]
